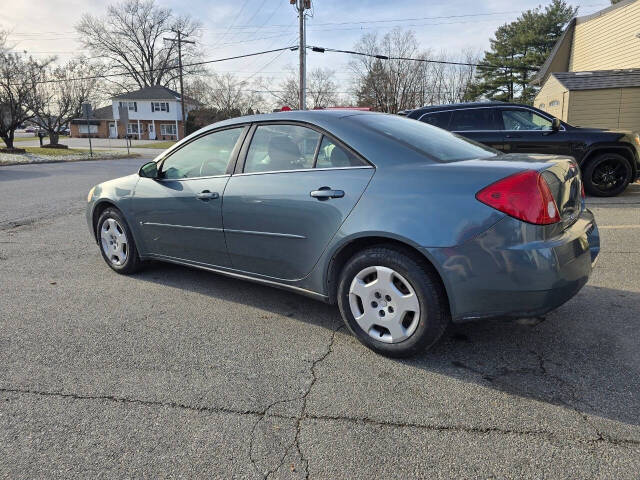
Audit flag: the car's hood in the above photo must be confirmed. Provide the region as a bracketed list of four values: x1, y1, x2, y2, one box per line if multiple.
[572, 126, 636, 135]
[91, 173, 139, 203]
[98, 173, 139, 189]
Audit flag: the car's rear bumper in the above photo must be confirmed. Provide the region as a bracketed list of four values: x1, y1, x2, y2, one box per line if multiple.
[425, 209, 599, 322]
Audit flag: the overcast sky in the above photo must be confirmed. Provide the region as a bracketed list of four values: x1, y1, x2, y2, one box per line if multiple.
[2, 0, 609, 96]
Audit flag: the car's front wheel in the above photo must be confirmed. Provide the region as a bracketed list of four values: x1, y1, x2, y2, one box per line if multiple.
[337, 246, 449, 358]
[583, 152, 633, 197]
[96, 207, 141, 274]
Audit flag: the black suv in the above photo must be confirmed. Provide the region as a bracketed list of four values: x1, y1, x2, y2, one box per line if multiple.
[400, 102, 640, 196]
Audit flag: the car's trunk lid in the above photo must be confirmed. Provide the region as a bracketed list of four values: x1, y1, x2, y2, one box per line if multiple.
[538, 158, 583, 229]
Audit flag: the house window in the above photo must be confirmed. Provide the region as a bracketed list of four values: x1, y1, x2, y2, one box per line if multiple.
[549, 100, 560, 107]
[78, 125, 98, 134]
[151, 102, 169, 112]
[161, 124, 177, 136]
[127, 123, 140, 134]
[539, 103, 546, 109]
[119, 101, 137, 112]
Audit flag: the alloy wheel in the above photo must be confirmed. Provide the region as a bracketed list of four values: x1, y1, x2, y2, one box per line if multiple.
[348, 265, 421, 343]
[592, 158, 628, 193]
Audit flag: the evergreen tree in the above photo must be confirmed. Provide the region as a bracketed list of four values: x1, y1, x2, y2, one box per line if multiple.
[466, 0, 577, 104]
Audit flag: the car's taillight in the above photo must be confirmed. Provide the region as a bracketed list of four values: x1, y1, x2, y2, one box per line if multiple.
[476, 170, 560, 225]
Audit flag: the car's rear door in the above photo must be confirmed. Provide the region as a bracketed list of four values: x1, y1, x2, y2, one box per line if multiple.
[498, 107, 572, 156]
[448, 107, 506, 151]
[132, 126, 248, 266]
[222, 122, 374, 280]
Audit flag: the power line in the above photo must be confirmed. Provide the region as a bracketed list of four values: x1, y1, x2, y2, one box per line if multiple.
[308, 46, 539, 72]
[208, 0, 251, 49]
[12, 46, 298, 86]
[151, 3, 611, 30]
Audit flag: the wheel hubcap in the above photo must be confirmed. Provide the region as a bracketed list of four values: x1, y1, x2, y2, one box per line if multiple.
[348, 266, 420, 343]
[100, 218, 128, 266]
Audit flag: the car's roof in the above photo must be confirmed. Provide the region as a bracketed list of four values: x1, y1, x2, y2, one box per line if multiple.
[405, 101, 536, 116]
[203, 109, 377, 131]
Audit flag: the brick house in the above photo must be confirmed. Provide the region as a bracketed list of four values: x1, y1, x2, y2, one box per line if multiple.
[70, 85, 197, 140]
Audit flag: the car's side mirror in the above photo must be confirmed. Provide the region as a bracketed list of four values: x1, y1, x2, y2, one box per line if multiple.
[139, 161, 158, 179]
[552, 118, 561, 132]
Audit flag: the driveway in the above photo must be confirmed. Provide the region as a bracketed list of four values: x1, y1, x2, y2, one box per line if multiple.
[1, 159, 639, 478]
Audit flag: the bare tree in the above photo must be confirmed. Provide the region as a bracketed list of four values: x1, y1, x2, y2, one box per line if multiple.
[0, 32, 50, 150]
[350, 29, 428, 113]
[415, 49, 479, 106]
[208, 73, 262, 114]
[76, 0, 202, 91]
[29, 58, 104, 146]
[350, 29, 479, 112]
[263, 67, 339, 109]
[307, 68, 339, 108]
[186, 73, 262, 114]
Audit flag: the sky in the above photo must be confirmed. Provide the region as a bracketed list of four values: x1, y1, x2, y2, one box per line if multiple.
[1, 0, 611, 98]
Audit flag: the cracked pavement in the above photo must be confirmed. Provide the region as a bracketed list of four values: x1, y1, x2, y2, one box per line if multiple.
[1, 159, 639, 478]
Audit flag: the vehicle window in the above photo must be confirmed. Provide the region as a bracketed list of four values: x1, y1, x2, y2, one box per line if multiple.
[449, 108, 498, 131]
[315, 136, 365, 168]
[351, 114, 499, 163]
[244, 124, 321, 173]
[160, 128, 243, 179]
[419, 111, 451, 129]
[501, 109, 552, 131]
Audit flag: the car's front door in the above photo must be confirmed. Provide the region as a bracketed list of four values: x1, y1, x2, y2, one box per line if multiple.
[448, 108, 505, 151]
[222, 123, 374, 280]
[132, 126, 247, 266]
[498, 107, 572, 156]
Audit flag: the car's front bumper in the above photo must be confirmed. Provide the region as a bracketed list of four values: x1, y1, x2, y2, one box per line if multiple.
[426, 209, 600, 322]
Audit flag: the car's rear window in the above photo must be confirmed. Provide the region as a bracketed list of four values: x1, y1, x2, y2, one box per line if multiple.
[352, 114, 499, 163]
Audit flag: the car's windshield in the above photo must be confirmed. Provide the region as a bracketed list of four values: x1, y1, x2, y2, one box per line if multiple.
[352, 114, 499, 163]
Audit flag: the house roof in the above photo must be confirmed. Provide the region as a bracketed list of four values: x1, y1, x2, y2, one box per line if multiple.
[552, 70, 640, 90]
[92, 105, 113, 120]
[530, 0, 639, 85]
[112, 85, 183, 101]
[70, 104, 113, 124]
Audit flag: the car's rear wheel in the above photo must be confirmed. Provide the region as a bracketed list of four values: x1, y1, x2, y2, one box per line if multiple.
[583, 153, 632, 197]
[337, 246, 449, 358]
[96, 207, 141, 274]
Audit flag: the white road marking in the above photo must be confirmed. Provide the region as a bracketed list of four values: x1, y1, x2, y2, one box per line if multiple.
[599, 225, 640, 229]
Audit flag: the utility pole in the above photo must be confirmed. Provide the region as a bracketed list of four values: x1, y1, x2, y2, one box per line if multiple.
[164, 30, 195, 139]
[293, 0, 310, 110]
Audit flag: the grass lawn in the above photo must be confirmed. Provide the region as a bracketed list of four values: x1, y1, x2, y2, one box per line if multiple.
[4, 137, 38, 144]
[135, 141, 176, 149]
[23, 146, 90, 156]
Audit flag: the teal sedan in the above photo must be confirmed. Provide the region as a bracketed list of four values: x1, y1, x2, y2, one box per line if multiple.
[87, 110, 599, 357]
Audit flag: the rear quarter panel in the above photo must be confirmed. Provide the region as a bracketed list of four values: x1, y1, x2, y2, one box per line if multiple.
[302, 157, 555, 295]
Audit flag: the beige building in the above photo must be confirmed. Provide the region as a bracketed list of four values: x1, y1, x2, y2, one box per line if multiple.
[531, 0, 640, 131]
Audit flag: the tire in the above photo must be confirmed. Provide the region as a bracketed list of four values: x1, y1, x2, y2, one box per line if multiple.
[337, 246, 449, 358]
[583, 153, 632, 197]
[96, 207, 141, 274]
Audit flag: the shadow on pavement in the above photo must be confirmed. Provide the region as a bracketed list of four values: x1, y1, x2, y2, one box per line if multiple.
[135, 262, 640, 428]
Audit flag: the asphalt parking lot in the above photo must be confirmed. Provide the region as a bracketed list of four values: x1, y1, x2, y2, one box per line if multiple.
[1, 158, 639, 479]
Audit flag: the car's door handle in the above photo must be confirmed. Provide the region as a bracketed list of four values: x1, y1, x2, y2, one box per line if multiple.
[310, 187, 344, 200]
[505, 133, 522, 138]
[195, 190, 219, 201]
